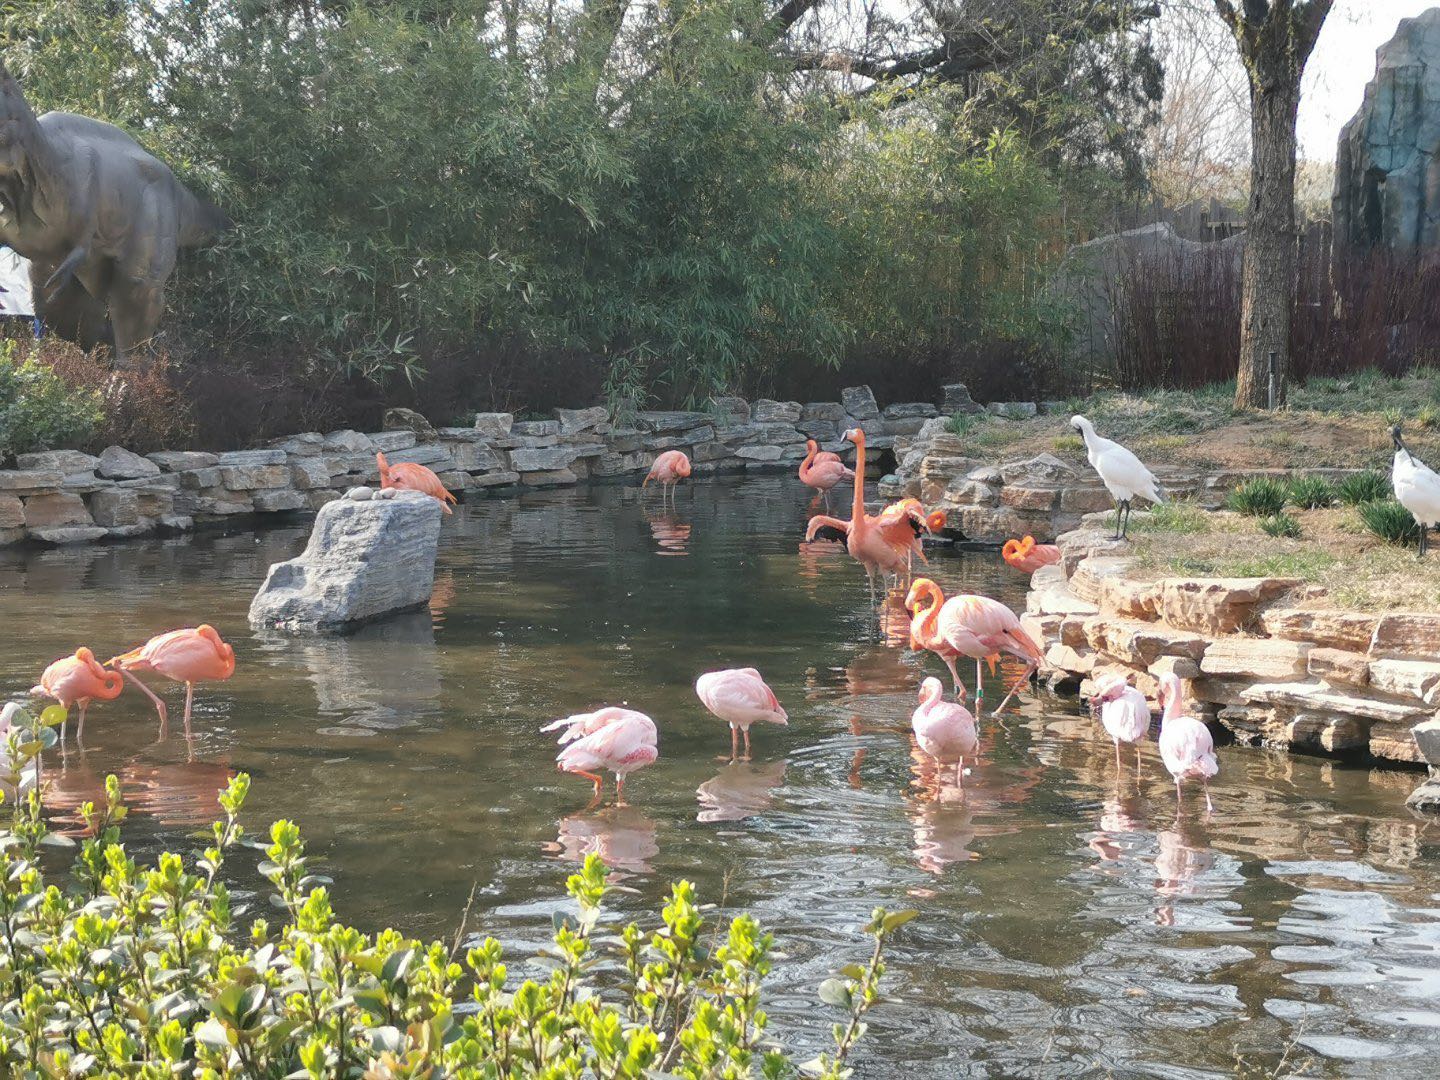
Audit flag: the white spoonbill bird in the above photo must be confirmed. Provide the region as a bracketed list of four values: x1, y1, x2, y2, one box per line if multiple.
[695, 668, 788, 759]
[1156, 673, 1217, 814]
[1088, 672, 1150, 772]
[1391, 424, 1440, 556]
[542, 707, 658, 805]
[1070, 415, 1165, 539]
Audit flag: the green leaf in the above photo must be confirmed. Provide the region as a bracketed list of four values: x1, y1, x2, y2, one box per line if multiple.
[880, 910, 918, 933]
[817, 979, 852, 1009]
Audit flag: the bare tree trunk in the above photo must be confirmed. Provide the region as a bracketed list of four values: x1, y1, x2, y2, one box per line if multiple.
[1217, 0, 1332, 411]
[1236, 63, 1299, 409]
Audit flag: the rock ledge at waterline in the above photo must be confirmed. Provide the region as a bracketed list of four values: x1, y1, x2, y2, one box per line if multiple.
[248, 489, 442, 634]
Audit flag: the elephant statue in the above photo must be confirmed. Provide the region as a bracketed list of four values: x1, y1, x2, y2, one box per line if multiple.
[0, 60, 227, 364]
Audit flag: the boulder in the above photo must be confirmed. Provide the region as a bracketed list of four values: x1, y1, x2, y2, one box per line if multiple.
[1307, 648, 1370, 688]
[1200, 638, 1311, 681]
[1000, 454, 1077, 486]
[735, 444, 784, 462]
[882, 402, 939, 420]
[1333, 9, 1440, 256]
[1157, 577, 1300, 636]
[148, 451, 219, 472]
[29, 526, 107, 544]
[472, 413, 514, 439]
[1368, 658, 1440, 706]
[1407, 778, 1440, 813]
[840, 386, 880, 420]
[511, 446, 578, 472]
[1413, 715, 1440, 767]
[218, 449, 287, 467]
[291, 460, 331, 490]
[383, 407, 438, 441]
[248, 490, 442, 634]
[253, 489, 307, 512]
[16, 450, 98, 473]
[89, 488, 142, 528]
[323, 430, 375, 454]
[0, 469, 62, 493]
[1369, 614, 1440, 660]
[554, 406, 609, 435]
[220, 464, 290, 490]
[23, 492, 92, 528]
[752, 399, 803, 424]
[1000, 487, 1058, 511]
[1260, 608, 1378, 653]
[987, 401, 1038, 420]
[97, 446, 160, 480]
[801, 402, 846, 422]
[60, 472, 109, 494]
[708, 396, 751, 425]
[941, 383, 984, 415]
[370, 431, 418, 453]
[520, 468, 580, 486]
[0, 495, 21, 529]
[634, 411, 710, 433]
[268, 433, 324, 456]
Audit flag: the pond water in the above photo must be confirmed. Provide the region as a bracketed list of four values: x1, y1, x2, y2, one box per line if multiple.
[3, 475, 1440, 1076]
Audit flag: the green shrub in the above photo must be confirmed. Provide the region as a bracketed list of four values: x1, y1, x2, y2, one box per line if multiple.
[0, 705, 899, 1078]
[1337, 470, 1391, 506]
[1358, 499, 1418, 544]
[1286, 474, 1336, 509]
[1259, 513, 1302, 538]
[946, 413, 987, 437]
[0, 342, 103, 459]
[1226, 477, 1287, 517]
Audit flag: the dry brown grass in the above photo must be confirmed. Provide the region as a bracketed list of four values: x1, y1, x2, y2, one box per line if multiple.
[1124, 506, 1440, 612]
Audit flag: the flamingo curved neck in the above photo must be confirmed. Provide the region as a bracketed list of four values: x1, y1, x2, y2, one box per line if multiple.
[799, 442, 818, 481]
[850, 433, 866, 522]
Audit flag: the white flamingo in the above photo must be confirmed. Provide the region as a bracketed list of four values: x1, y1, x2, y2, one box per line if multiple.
[1391, 424, 1440, 556]
[1088, 672, 1150, 772]
[1070, 415, 1165, 539]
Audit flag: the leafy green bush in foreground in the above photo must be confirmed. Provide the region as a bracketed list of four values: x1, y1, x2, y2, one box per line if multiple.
[0, 705, 901, 1078]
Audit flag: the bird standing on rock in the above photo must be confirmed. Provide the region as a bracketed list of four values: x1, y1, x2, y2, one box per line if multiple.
[1070, 415, 1165, 540]
[377, 451, 457, 513]
[1390, 424, 1440, 556]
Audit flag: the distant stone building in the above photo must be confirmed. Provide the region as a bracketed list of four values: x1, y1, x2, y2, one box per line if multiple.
[1333, 8, 1440, 257]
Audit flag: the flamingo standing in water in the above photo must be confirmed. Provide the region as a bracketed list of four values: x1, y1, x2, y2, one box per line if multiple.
[377, 452, 457, 513]
[1156, 672, 1218, 814]
[877, 499, 946, 586]
[542, 707, 658, 805]
[695, 667, 788, 759]
[1089, 671, 1149, 772]
[798, 439, 853, 511]
[30, 647, 123, 744]
[1001, 536, 1061, 575]
[936, 593, 1044, 713]
[905, 578, 968, 699]
[911, 677, 979, 788]
[804, 428, 907, 607]
[109, 625, 236, 739]
[644, 450, 691, 506]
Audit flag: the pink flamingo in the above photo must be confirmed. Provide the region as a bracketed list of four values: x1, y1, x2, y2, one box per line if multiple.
[911, 677, 979, 788]
[1002, 536, 1061, 575]
[377, 451, 457, 514]
[542, 707, 658, 805]
[804, 428, 907, 607]
[643, 450, 691, 506]
[798, 439, 854, 511]
[904, 578, 968, 699]
[109, 625, 236, 739]
[1089, 672, 1150, 772]
[30, 647, 124, 744]
[936, 593, 1044, 714]
[877, 499, 946, 586]
[1156, 673, 1218, 814]
[695, 667, 788, 759]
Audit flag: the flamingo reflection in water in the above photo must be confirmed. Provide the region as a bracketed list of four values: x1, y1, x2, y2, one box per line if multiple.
[41, 757, 236, 836]
[1085, 790, 1149, 864]
[645, 510, 692, 556]
[550, 805, 658, 874]
[696, 759, 787, 823]
[1153, 819, 1216, 927]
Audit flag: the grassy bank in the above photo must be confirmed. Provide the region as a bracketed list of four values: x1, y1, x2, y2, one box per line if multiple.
[949, 370, 1440, 473]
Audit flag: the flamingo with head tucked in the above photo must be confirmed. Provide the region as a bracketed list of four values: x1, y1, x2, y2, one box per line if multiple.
[377, 452, 457, 513]
[542, 707, 658, 805]
[695, 668, 787, 759]
[1002, 536, 1061, 575]
[936, 593, 1043, 713]
[644, 450, 691, 506]
[798, 439, 854, 511]
[1089, 671, 1149, 772]
[109, 625, 236, 739]
[804, 428, 907, 607]
[30, 647, 123, 744]
[1156, 673, 1217, 814]
[912, 677, 979, 788]
[877, 499, 946, 585]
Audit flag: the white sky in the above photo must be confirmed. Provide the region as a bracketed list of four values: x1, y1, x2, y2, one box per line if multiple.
[1298, 0, 1438, 159]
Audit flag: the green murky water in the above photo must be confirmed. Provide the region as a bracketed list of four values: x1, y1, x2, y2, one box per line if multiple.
[3, 475, 1439, 1077]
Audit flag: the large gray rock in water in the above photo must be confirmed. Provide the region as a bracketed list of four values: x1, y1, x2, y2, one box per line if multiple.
[248, 490, 442, 634]
[1334, 10, 1440, 256]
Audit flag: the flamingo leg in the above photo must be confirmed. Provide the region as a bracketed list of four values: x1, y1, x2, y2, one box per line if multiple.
[742, 727, 752, 759]
[1202, 777, 1213, 815]
[974, 658, 985, 706]
[1115, 740, 1122, 771]
[121, 670, 168, 735]
[1135, 744, 1142, 773]
[956, 758, 965, 788]
[182, 682, 194, 741]
[77, 701, 87, 745]
[1175, 776, 1183, 809]
[944, 656, 963, 701]
[992, 663, 1037, 717]
[616, 775, 628, 807]
[730, 724, 739, 760]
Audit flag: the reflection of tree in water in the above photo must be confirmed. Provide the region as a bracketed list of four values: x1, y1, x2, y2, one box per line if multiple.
[696, 759, 787, 823]
[547, 805, 658, 875]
